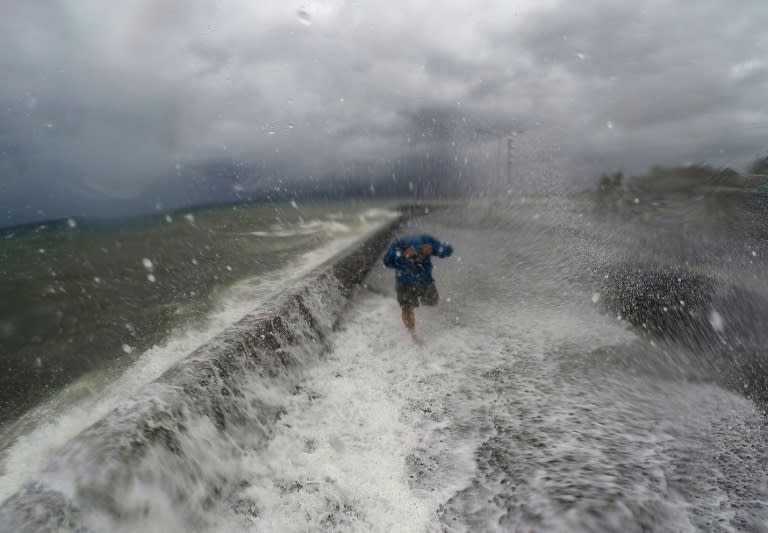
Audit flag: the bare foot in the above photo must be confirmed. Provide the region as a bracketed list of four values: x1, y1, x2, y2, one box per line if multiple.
[410, 332, 425, 346]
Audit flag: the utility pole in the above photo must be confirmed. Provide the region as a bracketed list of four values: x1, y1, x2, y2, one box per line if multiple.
[476, 127, 523, 186]
[496, 137, 502, 183]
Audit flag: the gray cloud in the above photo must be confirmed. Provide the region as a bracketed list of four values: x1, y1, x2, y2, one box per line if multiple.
[1, 0, 767, 225]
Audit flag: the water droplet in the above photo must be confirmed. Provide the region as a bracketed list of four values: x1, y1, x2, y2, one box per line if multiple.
[25, 95, 38, 110]
[184, 213, 195, 224]
[297, 9, 312, 26]
[93, 277, 101, 284]
[165, 215, 173, 223]
[122, 344, 134, 354]
[226, 265, 233, 271]
[67, 218, 77, 228]
[268, 130, 276, 135]
[147, 273, 157, 283]
[191, 258, 198, 265]
[709, 310, 725, 332]
[142, 258, 154, 271]
[291, 200, 298, 209]
[591, 292, 600, 304]
[288, 123, 295, 129]
[46, 122, 54, 129]
[606, 120, 614, 129]
[576, 52, 586, 60]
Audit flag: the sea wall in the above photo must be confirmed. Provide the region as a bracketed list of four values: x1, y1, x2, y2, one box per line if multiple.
[0, 215, 407, 532]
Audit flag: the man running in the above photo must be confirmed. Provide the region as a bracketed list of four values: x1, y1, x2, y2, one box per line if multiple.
[383, 233, 453, 340]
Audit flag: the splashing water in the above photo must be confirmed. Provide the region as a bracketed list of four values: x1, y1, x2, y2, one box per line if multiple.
[4, 199, 768, 531]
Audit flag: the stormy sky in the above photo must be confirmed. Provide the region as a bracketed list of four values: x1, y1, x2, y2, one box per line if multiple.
[2, 0, 767, 225]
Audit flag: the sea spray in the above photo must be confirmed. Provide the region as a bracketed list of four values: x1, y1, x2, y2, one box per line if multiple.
[0, 218, 401, 532]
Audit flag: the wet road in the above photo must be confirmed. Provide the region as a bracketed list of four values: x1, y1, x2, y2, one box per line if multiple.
[218, 202, 768, 532]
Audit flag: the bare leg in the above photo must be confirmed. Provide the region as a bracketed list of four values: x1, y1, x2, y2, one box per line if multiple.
[401, 308, 415, 332]
[401, 308, 424, 344]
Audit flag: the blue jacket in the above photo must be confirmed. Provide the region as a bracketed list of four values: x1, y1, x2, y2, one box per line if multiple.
[383, 233, 453, 286]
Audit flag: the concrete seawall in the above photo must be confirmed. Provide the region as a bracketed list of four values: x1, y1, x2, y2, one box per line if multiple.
[0, 214, 409, 531]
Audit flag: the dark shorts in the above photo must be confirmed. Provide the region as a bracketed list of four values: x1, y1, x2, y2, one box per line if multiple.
[396, 283, 439, 309]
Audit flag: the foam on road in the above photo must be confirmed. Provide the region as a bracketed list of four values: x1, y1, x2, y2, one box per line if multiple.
[218, 205, 768, 532]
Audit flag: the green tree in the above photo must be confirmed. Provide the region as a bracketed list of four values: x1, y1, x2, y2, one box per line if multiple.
[596, 171, 624, 208]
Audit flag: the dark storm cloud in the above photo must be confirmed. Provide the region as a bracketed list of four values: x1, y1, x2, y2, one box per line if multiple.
[2, 0, 767, 225]
[486, 0, 768, 180]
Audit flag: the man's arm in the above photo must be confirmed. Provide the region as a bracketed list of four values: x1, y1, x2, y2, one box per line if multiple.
[427, 236, 453, 258]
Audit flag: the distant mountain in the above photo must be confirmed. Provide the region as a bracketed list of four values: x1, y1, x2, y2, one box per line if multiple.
[0, 149, 472, 229]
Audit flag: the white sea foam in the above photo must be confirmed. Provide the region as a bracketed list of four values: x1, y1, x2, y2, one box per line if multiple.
[250, 220, 353, 237]
[248, 210, 399, 238]
[359, 207, 400, 220]
[216, 276, 639, 531]
[227, 296, 443, 532]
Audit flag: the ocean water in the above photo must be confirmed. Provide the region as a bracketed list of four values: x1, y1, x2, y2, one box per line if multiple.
[3, 197, 768, 531]
[0, 200, 398, 502]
